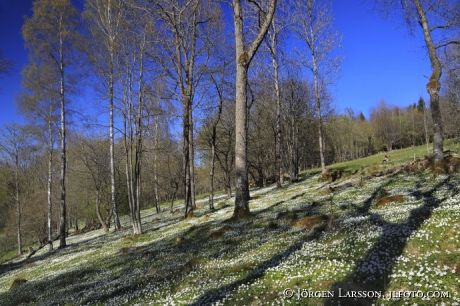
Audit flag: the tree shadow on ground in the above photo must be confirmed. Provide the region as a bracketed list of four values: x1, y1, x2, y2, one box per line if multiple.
[188, 225, 327, 306]
[3, 172, 456, 305]
[325, 175, 457, 306]
[0, 187, 331, 305]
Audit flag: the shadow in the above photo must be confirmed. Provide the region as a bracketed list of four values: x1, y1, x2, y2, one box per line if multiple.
[2, 171, 457, 305]
[252, 200, 286, 215]
[352, 179, 394, 213]
[0, 228, 123, 277]
[189, 225, 327, 306]
[326, 175, 457, 305]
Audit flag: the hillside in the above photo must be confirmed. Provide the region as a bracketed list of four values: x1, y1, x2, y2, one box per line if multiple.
[1, 148, 460, 305]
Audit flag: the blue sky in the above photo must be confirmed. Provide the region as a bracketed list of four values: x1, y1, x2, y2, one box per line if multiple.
[0, 0, 431, 127]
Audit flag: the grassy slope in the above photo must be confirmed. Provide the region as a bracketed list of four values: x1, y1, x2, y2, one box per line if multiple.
[0, 142, 460, 305]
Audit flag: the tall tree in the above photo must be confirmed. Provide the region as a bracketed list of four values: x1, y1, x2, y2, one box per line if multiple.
[16, 64, 59, 251]
[117, 4, 155, 234]
[232, 0, 277, 219]
[83, 0, 126, 231]
[0, 123, 32, 255]
[263, 0, 290, 189]
[375, 0, 460, 161]
[293, 0, 342, 174]
[145, 0, 221, 218]
[204, 46, 234, 209]
[23, 0, 81, 248]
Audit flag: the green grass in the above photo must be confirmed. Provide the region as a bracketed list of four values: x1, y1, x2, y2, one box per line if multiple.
[0, 140, 459, 305]
[0, 250, 16, 265]
[306, 138, 460, 178]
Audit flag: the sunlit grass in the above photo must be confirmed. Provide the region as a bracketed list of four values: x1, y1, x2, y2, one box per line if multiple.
[0, 143, 459, 305]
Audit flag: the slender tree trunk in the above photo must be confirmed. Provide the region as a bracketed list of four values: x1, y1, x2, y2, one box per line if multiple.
[123, 71, 140, 234]
[95, 190, 109, 232]
[414, 0, 443, 162]
[74, 209, 78, 232]
[105, 206, 113, 229]
[189, 109, 196, 210]
[130, 49, 145, 235]
[59, 27, 67, 249]
[183, 103, 193, 218]
[154, 120, 160, 213]
[272, 45, 282, 189]
[170, 183, 178, 214]
[313, 63, 327, 174]
[134, 105, 143, 234]
[209, 130, 216, 209]
[15, 158, 22, 255]
[225, 171, 232, 198]
[109, 51, 121, 231]
[47, 116, 53, 251]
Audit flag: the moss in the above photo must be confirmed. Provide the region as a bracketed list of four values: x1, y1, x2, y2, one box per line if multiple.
[427, 71, 441, 93]
[238, 52, 249, 66]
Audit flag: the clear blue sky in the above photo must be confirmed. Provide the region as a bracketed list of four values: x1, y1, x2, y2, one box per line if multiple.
[0, 0, 431, 127]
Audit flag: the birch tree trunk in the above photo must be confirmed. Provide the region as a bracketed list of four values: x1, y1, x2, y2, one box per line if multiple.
[209, 137, 216, 209]
[293, 0, 342, 175]
[47, 114, 53, 251]
[84, 0, 125, 231]
[313, 63, 327, 174]
[15, 155, 22, 255]
[58, 21, 67, 249]
[109, 55, 121, 230]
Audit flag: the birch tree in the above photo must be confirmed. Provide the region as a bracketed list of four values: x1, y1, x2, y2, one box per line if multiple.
[232, 0, 277, 219]
[293, 0, 342, 175]
[16, 64, 59, 251]
[83, 0, 126, 231]
[118, 5, 154, 234]
[23, 0, 81, 249]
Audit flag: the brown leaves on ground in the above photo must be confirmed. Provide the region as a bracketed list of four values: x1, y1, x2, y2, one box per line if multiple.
[292, 216, 325, 230]
[375, 196, 405, 208]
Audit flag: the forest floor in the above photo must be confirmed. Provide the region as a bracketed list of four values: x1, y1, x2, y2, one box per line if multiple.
[1, 142, 460, 305]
